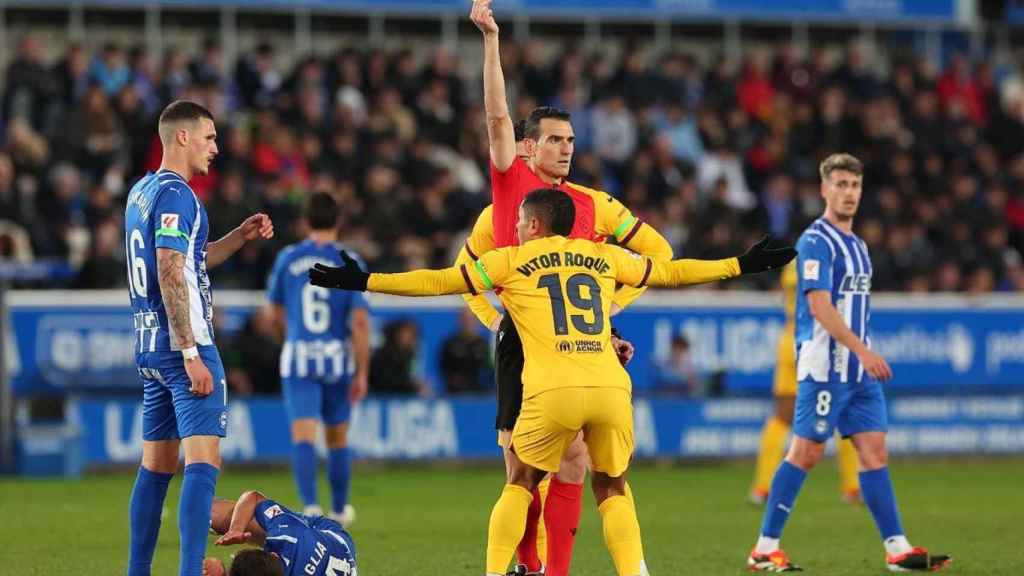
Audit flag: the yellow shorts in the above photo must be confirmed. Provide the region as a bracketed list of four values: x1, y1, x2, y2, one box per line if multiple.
[773, 323, 797, 397]
[512, 387, 633, 477]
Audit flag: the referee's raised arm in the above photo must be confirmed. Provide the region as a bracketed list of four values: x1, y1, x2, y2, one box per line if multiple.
[471, 0, 516, 172]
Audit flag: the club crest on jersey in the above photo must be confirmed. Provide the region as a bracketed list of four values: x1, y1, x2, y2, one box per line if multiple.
[840, 274, 871, 294]
[160, 213, 179, 230]
[263, 504, 284, 519]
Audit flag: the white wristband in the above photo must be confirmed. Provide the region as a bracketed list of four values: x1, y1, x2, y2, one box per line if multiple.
[182, 346, 199, 360]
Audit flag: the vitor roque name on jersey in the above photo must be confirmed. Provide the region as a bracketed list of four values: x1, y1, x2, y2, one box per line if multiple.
[516, 251, 611, 277]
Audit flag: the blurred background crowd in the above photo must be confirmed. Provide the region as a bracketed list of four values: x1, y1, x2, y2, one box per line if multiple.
[3, 31, 1024, 293]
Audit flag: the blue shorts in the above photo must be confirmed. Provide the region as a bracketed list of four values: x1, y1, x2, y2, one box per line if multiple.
[793, 379, 888, 443]
[138, 347, 228, 441]
[282, 377, 352, 426]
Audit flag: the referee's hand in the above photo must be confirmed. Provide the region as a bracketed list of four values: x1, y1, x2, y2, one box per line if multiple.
[308, 251, 369, 291]
[471, 0, 499, 35]
[737, 235, 797, 274]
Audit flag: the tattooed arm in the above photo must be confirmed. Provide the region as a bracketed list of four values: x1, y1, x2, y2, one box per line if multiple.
[157, 247, 213, 396]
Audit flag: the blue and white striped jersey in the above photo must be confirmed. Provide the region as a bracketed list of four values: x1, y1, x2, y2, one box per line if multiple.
[124, 169, 215, 357]
[255, 499, 358, 576]
[795, 217, 873, 384]
[267, 240, 369, 382]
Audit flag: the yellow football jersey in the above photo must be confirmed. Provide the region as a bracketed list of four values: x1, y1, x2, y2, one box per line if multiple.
[371, 235, 738, 399]
[455, 186, 674, 329]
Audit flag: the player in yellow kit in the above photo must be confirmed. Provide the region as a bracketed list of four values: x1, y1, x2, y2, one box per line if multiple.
[310, 188, 796, 575]
[456, 122, 672, 575]
[749, 261, 861, 505]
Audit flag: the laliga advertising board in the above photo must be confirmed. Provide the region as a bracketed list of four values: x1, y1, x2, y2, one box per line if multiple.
[8, 291, 1024, 464]
[10, 291, 1024, 395]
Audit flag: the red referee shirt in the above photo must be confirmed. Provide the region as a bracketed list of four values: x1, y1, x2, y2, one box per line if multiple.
[490, 157, 600, 247]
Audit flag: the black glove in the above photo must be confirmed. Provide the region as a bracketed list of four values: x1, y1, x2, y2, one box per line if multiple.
[308, 251, 369, 291]
[737, 235, 797, 274]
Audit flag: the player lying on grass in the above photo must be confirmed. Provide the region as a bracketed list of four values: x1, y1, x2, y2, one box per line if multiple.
[205, 490, 357, 576]
[310, 188, 795, 575]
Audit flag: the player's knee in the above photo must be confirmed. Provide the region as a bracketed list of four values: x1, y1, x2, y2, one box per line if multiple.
[856, 443, 888, 470]
[325, 423, 349, 449]
[556, 459, 587, 484]
[556, 442, 588, 484]
[141, 454, 178, 475]
[590, 472, 625, 504]
[786, 439, 824, 471]
[182, 435, 222, 468]
[291, 419, 318, 444]
[508, 466, 543, 491]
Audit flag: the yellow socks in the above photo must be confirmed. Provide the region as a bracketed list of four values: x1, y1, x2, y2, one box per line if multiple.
[536, 476, 550, 565]
[598, 495, 644, 576]
[752, 416, 791, 495]
[837, 436, 860, 496]
[487, 484, 534, 575]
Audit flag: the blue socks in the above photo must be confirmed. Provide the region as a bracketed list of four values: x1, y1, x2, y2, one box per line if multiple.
[292, 441, 318, 507]
[760, 461, 808, 538]
[860, 467, 905, 540]
[127, 467, 173, 576]
[328, 447, 352, 514]
[178, 463, 219, 576]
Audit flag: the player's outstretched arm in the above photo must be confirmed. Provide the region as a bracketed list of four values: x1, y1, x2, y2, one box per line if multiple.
[611, 236, 796, 288]
[207, 213, 274, 269]
[308, 251, 481, 297]
[157, 247, 214, 396]
[471, 0, 516, 172]
[215, 490, 268, 547]
[806, 290, 892, 381]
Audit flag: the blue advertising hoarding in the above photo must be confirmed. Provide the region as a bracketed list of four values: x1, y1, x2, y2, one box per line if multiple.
[70, 394, 1024, 464]
[8, 291, 1024, 396]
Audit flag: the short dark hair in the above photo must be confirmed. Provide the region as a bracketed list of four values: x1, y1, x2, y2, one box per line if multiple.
[521, 188, 575, 236]
[229, 549, 283, 576]
[159, 100, 214, 128]
[513, 119, 528, 142]
[524, 106, 571, 140]
[306, 191, 339, 231]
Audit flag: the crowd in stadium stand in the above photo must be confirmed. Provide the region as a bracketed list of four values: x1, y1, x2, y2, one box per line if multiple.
[2, 34, 1024, 295]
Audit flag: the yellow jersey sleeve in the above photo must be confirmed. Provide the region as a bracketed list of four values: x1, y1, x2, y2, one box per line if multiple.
[365, 246, 512, 297]
[456, 205, 502, 328]
[605, 245, 741, 288]
[367, 266, 475, 296]
[781, 260, 797, 322]
[466, 246, 514, 293]
[464, 205, 496, 260]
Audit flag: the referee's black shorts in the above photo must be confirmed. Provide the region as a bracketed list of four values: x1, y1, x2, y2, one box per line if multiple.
[494, 314, 525, 431]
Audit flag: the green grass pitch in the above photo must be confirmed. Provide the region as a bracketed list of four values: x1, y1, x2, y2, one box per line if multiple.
[2, 459, 1020, 574]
